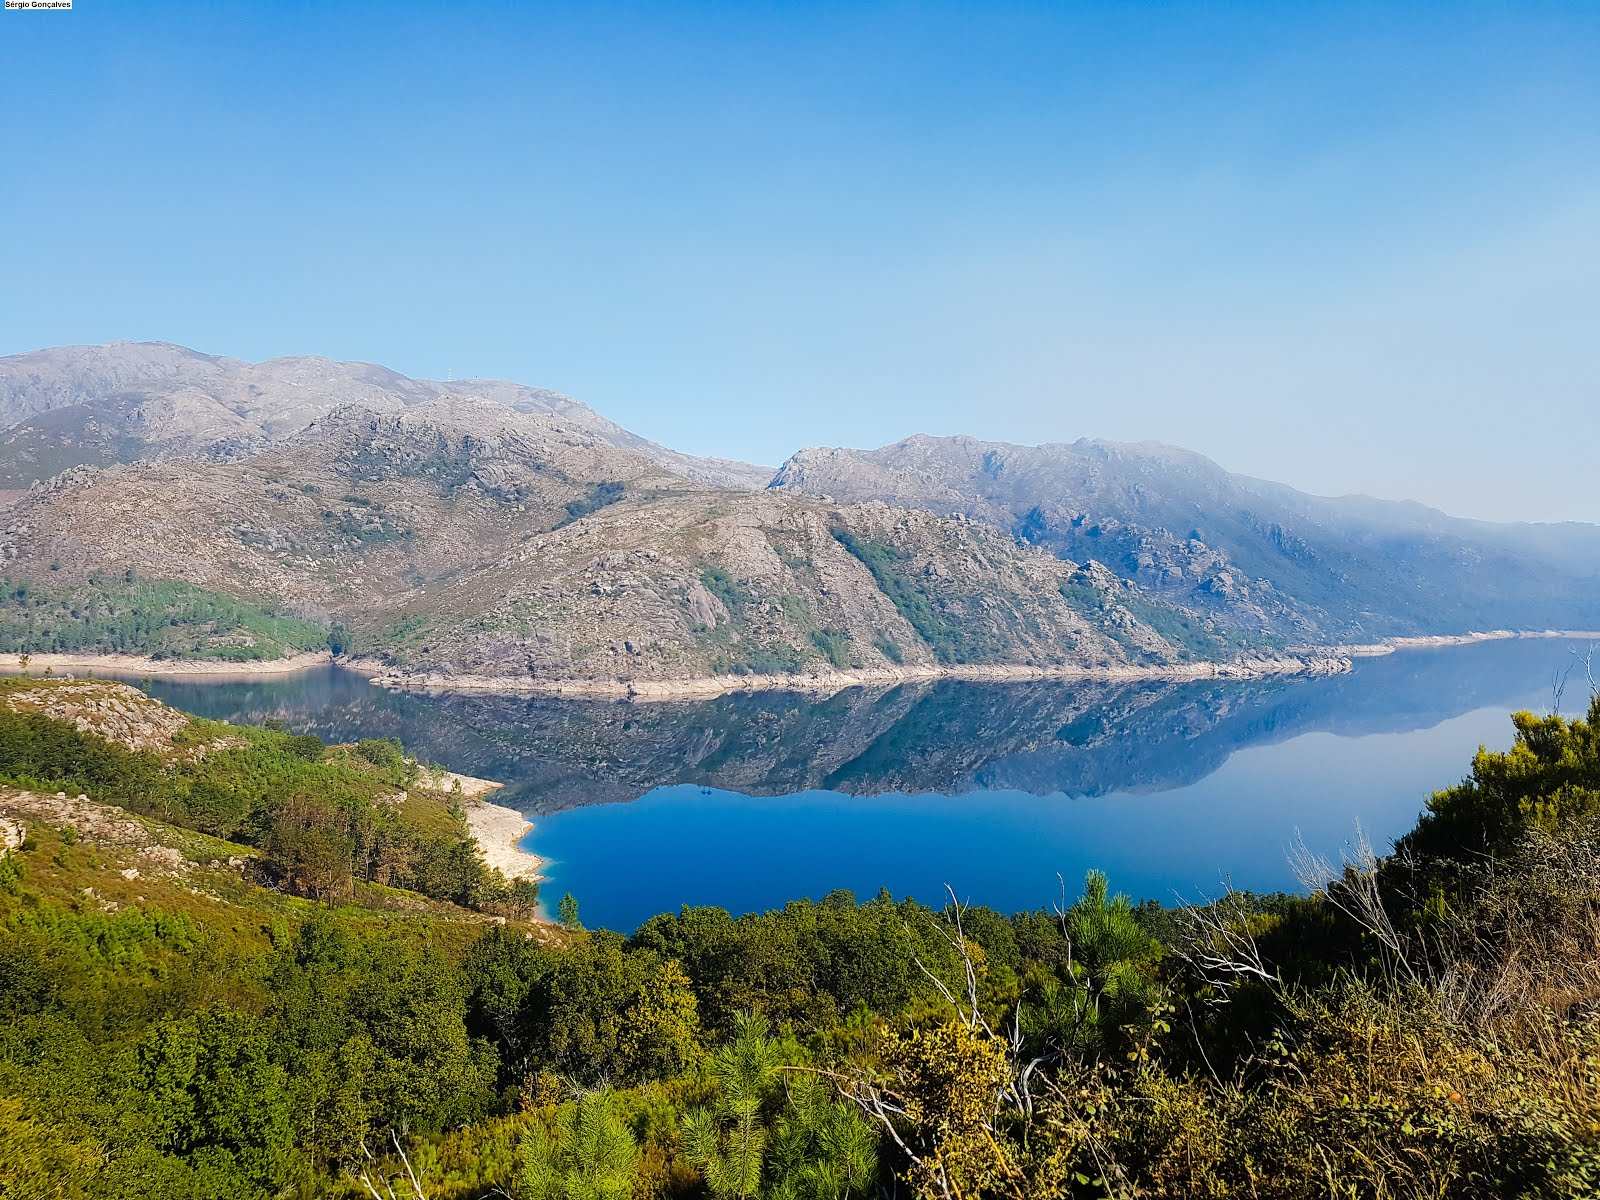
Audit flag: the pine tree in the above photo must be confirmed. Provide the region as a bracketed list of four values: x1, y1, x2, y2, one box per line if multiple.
[681, 1012, 783, 1199]
[515, 1091, 638, 1200]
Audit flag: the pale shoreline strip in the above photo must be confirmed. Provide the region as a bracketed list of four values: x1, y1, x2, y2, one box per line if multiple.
[2, 628, 1596, 701]
[352, 630, 1600, 700]
[420, 768, 545, 884]
[0, 650, 333, 679]
[1320, 629, 1600, 659]
[353, 652, 1355, 700]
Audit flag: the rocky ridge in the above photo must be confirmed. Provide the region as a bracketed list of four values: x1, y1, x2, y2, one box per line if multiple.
[2, 680, 243, 760]
[0, 341, 771, 490]
[0, 402, 1289, 689]
[1, 341, 1591, 691]
[770, 434, 1600, 641]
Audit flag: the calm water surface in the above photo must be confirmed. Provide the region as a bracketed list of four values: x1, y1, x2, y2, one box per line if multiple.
[126, 638, 1588, 930]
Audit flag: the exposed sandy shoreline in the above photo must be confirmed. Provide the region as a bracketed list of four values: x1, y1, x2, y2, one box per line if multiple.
[353, 628, 1600, 699]
[420, 767, 545, 884]
[352, 653, 1354, 700]
[6, 628, 1597, 701]
[1323, 629, 1600, 659]
[0, 650, 333, 679]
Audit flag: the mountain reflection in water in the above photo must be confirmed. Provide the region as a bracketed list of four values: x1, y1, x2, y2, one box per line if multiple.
[127, 637, 1588, 928]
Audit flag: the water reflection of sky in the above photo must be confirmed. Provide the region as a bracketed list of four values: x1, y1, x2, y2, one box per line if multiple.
[532, 705, 1517, 931]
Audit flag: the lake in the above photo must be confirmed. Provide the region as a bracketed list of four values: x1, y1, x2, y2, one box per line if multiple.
[124, 637, 1590, 931]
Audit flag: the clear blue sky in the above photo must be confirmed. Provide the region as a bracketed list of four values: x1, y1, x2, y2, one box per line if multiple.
[2, 2, 1596, 522]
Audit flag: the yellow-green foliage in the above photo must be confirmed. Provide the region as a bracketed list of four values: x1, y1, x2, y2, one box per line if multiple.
[0, 681, 514, 910]
[1401, 694, 1600, 869]
[0, 574, 329, 660]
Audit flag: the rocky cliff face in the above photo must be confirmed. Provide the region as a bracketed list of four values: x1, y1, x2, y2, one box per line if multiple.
[2, 400, 693, 612]
[770, 435, 1600, 640]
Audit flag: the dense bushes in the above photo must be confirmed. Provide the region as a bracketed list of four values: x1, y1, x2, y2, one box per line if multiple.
[558, 481, 626, 527]
[831, 528, 973, 663]
[0, 574, 329, 660]
[0, 684, 512, 910]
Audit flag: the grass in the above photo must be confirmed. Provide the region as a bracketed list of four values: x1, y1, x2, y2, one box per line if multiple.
[697, 567, 821, 675]
[809, 628, 852, 669]
[872, 634, 905, 664]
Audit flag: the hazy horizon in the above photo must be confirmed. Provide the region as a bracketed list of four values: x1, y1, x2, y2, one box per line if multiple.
[3, 2, 1596, 523]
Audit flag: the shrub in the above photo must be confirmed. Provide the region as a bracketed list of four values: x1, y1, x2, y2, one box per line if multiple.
[809, 628, 851, 670]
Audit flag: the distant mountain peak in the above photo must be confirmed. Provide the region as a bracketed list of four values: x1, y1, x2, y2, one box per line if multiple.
[0, 340, 772, 492]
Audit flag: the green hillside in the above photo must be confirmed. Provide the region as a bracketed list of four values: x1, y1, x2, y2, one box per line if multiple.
[2, 681, 1599, 1198]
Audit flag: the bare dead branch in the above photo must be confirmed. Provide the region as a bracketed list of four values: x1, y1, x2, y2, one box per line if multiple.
[1172, 879, 1280, 1003]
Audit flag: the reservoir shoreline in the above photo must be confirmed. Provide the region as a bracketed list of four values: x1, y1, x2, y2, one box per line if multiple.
[3, 628, 1595, 701]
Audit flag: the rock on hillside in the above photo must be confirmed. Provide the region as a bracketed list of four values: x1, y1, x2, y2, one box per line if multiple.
[382, 491, 1187, 685]
[2, 679, 236, 760]
[1, 400, 702, 612]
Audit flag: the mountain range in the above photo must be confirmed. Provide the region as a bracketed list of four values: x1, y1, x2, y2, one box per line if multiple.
[0, 341, 1593, 691]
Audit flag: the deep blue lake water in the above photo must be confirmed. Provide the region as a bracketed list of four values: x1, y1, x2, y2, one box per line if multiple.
[126, 637, 1590, 931]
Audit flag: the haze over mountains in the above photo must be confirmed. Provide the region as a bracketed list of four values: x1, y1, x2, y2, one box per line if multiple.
[0, 341, 1594, 689]
[771, 436, 1600, 640]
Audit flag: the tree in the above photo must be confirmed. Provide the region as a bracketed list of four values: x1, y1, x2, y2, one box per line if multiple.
[0, 1096, 98, 1198]
[515, 1091, 638, 1200]
[681, 1011, 784, 1199]
[286, 733, 326, 761]
[276, 816, 354, 906]
[559, 892, 582, 930]
[134, 1009, 297, 1195]
[767, 1075, 878, 1200]
[1398, 695, 1600, 874]
[1020, 871, 1165, 1059]
[506, 878, 542, 920]
[618, 958, 702, 1079]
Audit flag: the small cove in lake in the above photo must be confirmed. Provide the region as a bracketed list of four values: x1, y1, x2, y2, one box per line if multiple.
[122, 637, 1590, 931]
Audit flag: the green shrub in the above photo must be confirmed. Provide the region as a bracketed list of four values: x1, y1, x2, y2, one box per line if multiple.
[557, 481, 625, 527]
[809, 628, 851, 670]
[831, 529, 974, 663]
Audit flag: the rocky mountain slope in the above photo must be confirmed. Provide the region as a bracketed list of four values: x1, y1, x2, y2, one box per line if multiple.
[1, 340, 1592, 690]
[771, 435, 1600, 641]
[0, 401, 1273, 689]
[0, 341, 770, 490]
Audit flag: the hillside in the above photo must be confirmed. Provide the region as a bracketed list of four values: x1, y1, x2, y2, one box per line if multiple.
[0, 341, 771, 490]
[771, 434, 1600, 640]
[0, 401, 1293, 690]
[1, 341, 1595, 689]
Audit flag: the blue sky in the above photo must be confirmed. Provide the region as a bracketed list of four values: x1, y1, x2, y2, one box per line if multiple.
[2, 2, 1596, 521]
